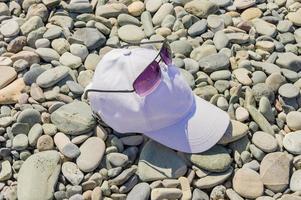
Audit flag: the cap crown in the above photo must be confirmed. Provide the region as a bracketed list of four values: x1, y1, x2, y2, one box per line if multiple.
[89, 47, 194, 133]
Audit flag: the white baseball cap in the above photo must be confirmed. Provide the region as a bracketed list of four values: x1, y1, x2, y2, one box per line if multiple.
[86, 44, 230, 153]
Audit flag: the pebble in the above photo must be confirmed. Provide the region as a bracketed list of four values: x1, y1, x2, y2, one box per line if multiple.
[59, 52, 82, 69]
[290, 170, 301, 192]
[0, 66, 17, 89]
[0, 160, 12, 181]
[278, 83, 300, 99]
[219, 120, 248, 144]
[286, 111, 301, 131]
[51, 101, 95, 135]
[54, 132, 80, 158]
[37, 135, 54, 151]
[192, 189, 209, 200]
[70, 44, 89, 61]
[276, 52, 301, 72]
[252, 131, 278, 153]
[0, 20, 19, 37]
[283, 131, 301, 154]
[62, 162, 84, 186]
[17, 151, 61, 200]
[188, 19, 208, 37]
[233, 168, 264, 198]
[126, 182, 150, 200]
[118, 25, 145, 43]
[36, 66, 69, 88]
[260, 152, 292, 192]
[73, 28, 106, 50]
[241, 7, 262, 21]
[137, 140, 187, 181]
[184, 0, 218, 18]
[151, 188, 182, 200]
[76, 137, 105, 172]
[84, 54, 101, 71]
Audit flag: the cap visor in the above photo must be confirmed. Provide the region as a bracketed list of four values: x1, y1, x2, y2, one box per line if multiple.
[144, 94, 231, 153]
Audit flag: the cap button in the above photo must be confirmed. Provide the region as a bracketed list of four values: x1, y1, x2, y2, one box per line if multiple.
[123, 49, 131, 56]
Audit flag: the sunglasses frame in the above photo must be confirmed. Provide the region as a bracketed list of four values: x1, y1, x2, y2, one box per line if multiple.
[83, 39, 172, 100]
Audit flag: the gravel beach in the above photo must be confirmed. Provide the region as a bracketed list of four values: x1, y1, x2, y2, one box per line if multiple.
[0, 0, 300, 199]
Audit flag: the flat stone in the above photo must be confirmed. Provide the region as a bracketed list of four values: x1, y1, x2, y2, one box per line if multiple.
[252, 18, 277, 37]
[233, 68, 252, 86]
[252, 131, 278, 153]
[290, 170, 301, 192]
[190, 45, 217, 61]
[184, 0, 218, 18]
[152, 3, 173, 26]
[278, 83, 299, 98]
[49, 15, 73, 30]
[199, 53, 229, 73]
[51, 38, 70, 55]
[233, 168, 264, 198]
[0, 66, 16, 89]
[51, 101, 95, 135]
[194, 167, 233, 189]
[76, 137, 105, 172]
[151, 188, 182, 200]
[145, 0, 162, 13]
[218, 120, 249, 145]
[59, 52, 82, 69]
[73, 28, 106, 50]
[188, 19, 208, 37]
[0, 20, 19, 37]
[186, 145, 232, 172]
[17, 108, 41, 127]
[283, 131, 301, 154]
[247, 105, 274, 135]
[234, 0, 255, 9]
[118, 25, 145, 43]
[11, 51, 40, 65]
[265, 73, 286, 92]
[170, 40, 193, 57]
[36, 48, 60, 62]
[20, 16, 44, 35]
[96, 3, 128, 18]
[252, 83, 274, 103]
[54, 132, 80, 159]
[28, 124, 43, 147]
[0, 160, 12, 181]
[36, 66, 69, 88]
[23, 67, 46, 85]
[62, 162, 84, 186]
[84, 54, 100, 71]
[126, 183, 150, 200]
[241, 7, 262, 21]
[70, 44, 88, 61]
[17, 151, 61, 200]
[259, 96, 275, 123]
[260, 152, 292, 192]
[213, 31, 229, 50]
[286, 111, 301, 131]
[287, 9, 301, 26]
[276, 52, 301, 72]
[137, 140, 187, 181]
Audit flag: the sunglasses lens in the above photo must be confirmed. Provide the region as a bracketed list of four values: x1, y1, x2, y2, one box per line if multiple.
[160, 45, 172, 65]
[133, 61, 161, 96]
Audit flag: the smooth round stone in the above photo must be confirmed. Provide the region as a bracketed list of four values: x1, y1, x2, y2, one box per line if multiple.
[210, 70, 231, 81]
[128, 1, 145, 16]
[194, 167, 233, 189]
[59, 52, 82, 69]
[252, 132, 278, 153]
[170, 40, 193, 57]
[73, 28, 106, 50]
[0, 20, 19, 37]
[23, 67, 46, 85]
[20, 16, 44, 35]
[51, 38, 70, 55]
[218, 120, 248, 144]
[62, 162, 84, 186]
[278, 83, 300, 98]
[84, 54, 100, 71]
[42, 123, 57, 136]
[183, 58, 199, 74]
[17, 151, 61, 200]
[252, 18, 277, 37]
[290, 170, 301, 192]
[36, 48, 60, 62]
[207, 15, 224, 32]
[283, 131, 301, 154]
[213, 31, 229, 50]
[76, 137, 105, 173]
[186, 145, 231, 172]
[188, 19, 207, 37]
[28, 124, 43, 147]
[276, 52, 301, 72]
[66, 81, 84, 95]
[252, 71, 267, 84]
[234, 0, 255, 9]
[286, 111, 301, 131]
[233, 168, 264, 198]
[11, 123, 30, 135]
[190, 45, 217, 61]
[265, 73, 286, 92]
[17, 109, 41, 127]
[252, 83, 274, 102]
[137, 140, 187, 182]
[118, 25, 145, 43]
[35, 38, 50, 48]
[107, 153, 129, 167]
[51, 101, 95, 135]
[0, 160, 12, 181]
[184, 0, 218, 18]
[199, 53, 229, 73]
[36, 66, 69, 88]
[241, 7, 262, 21]
[287, 9, 301, 26]
[37, 135, 54, 151]
[152, 3, 174, 26]
[70, 44, 89, 61]
[145, 0, 162, 13]
[260, 152, 292, 192]
[13, 134, 29, 150]
[235, 107, 249, 122]
[0, 66, 17, 89]
[233, 68, 252, 86]
[126, 182, 150, 200]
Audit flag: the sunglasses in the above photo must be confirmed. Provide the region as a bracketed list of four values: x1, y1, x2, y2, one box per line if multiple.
[83, 40, 172, 99]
